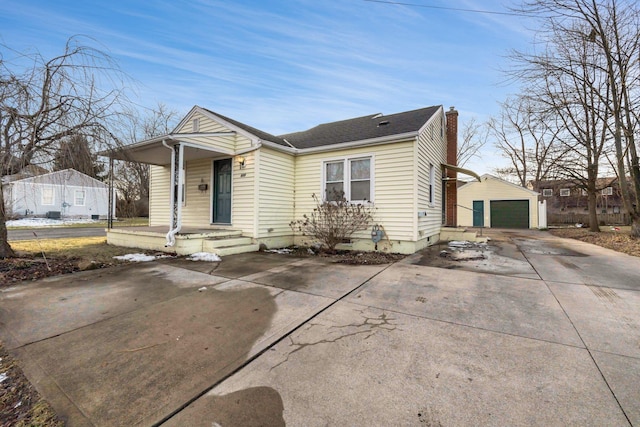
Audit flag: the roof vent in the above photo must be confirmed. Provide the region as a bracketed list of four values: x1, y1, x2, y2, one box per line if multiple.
[377, 120, 390, 127]
[372, 113, 383, 119]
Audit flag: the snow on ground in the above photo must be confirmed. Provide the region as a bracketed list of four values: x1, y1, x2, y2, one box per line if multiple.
[186, 252, 221, 262]
[113, 253, 159, 262]
[266, 248, 295, 254]
[7, 218, 101, 227]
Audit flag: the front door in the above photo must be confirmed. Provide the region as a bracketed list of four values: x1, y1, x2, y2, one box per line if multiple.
[473, 200, 484, 227]
[213, 158, 232, 223]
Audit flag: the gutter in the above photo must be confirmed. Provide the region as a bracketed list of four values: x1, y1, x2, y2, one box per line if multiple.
[441, 163, 482, 182]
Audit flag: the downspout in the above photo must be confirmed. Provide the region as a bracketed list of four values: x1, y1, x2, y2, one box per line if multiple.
[163, 140, 184, 247]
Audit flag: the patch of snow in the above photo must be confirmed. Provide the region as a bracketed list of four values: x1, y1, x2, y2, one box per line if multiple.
[7, 218, 101, 227]
[0, 373, 8, 383]
[113, 253, 157, 262]
[448, 240, 473, 248]
[186, 252, 221, 262]
[267, 248, 294, 254]
[198, 287, 208, 291]
[14, 401, 22, 408]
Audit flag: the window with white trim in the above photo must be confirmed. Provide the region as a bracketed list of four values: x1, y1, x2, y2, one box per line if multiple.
[602, 187, 613, 196]
[542, 188, 553, 197]
[42, 186, 55, 205]
[324, 157, 372, 202]
[560, 188, 570, 197]
[74, 190, 86, 206]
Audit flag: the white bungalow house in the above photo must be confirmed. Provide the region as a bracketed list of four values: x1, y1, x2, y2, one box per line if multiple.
[105, 105, 477, 255]
[2, 169, 109, 219]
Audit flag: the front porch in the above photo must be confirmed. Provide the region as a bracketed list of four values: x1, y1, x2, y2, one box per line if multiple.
[106, 226, 260, 256]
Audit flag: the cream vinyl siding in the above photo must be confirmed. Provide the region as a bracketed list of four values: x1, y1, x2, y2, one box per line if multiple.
[257, 148, 295, 238]
[416, 115, 447, 238]
[458, 176, 539, 228]
[149, 165, 171, 226]
[181, 159, 213, 227]
[294, 141, 415, 241]
[231, 151, 256, 236]
[174, 111, 254, 152]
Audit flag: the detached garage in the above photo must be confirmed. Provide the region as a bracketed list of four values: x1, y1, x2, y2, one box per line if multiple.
[458, 174, 541, 229]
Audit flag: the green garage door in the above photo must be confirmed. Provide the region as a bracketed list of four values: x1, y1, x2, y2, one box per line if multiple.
[490, 200, 529, 229]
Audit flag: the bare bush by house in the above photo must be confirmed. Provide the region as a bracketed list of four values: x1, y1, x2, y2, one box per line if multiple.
[290, 191, 375, 252]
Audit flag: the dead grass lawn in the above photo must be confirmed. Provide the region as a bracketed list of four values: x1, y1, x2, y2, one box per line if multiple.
[10, 237, 135, 264]
[549, 228, 640, 257]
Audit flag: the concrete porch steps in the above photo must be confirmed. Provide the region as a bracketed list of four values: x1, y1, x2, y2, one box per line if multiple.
[203, 235, 260, 256]
[440, 227, 489, 244]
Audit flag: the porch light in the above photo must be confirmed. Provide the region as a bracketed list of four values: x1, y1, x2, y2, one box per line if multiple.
[237, 155, 246, 169]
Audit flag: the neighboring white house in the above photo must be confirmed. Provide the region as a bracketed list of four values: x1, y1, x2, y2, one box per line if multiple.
[458, 174, 541, 229]
[2, 169, 109, 219]
[104, 105, 475, 255]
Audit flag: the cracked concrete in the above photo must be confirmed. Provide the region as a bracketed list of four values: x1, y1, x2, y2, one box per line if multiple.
[2, 231, 640, 426]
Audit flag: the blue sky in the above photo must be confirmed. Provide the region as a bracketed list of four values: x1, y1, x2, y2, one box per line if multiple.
[1, 1, 536, 174]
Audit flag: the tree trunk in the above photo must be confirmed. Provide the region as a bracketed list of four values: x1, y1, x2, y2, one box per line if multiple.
[631, 219, 640, 238]
[0, 186, 17, 258]
[588, 191, 599, 232]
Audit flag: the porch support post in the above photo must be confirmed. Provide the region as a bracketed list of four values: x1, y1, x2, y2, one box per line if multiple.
[166, 142, 184, 246]
[108, 156, 114, 229]
[175, 143, 184, 229]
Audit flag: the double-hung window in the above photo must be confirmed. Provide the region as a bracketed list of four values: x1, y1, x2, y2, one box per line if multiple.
[74, 190, 86, 206]
[324, 157, 372, 202]
[41, 186, 55, 206]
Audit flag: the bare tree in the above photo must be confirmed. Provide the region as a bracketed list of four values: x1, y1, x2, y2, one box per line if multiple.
[509, 20, 612, 231]
[112, 103, 179, 217]
[516, 0, 640, 235]
[0, 37, 129, 257]
[457, 118, 487, 168]
[488, 95, 563, 188]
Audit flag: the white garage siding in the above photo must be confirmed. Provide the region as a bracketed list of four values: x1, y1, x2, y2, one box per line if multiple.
[458, 175, 540, 229]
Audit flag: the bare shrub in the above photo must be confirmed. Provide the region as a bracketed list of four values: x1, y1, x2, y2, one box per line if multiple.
[290, 191, 375, 252]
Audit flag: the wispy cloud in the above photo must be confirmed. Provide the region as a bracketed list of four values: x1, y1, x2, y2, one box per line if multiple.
[0, 0, 536, 172]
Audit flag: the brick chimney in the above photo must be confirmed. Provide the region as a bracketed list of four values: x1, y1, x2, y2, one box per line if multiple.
[445, 106, 458, 227]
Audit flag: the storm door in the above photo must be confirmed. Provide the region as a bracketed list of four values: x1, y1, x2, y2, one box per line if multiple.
[213, 158, 232, 223]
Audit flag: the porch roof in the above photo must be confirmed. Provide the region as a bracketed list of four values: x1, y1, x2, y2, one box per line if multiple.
[101, 133, 237, 165]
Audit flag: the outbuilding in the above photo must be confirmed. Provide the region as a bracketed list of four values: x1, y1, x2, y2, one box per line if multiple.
[458, 174, 541, 229]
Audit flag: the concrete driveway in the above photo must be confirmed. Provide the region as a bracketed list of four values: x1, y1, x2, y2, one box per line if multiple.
[1, 231, 639, 426]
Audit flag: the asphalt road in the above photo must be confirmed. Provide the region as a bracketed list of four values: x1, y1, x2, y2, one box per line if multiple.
[7, 226, 107, 241]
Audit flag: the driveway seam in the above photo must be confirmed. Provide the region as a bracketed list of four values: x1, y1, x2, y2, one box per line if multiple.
[519, 247, 633, 426]
[152, 261, 398, 427]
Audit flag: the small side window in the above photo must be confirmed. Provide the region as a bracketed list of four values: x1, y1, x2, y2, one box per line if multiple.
[542, 189, 553, 197]
[560, 188, 570, 197]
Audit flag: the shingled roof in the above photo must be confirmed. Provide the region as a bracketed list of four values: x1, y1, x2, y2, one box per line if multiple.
[206, 106, 441, 150]
[279, 106, 440, 149]
[202, 108, 289, 147]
